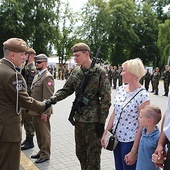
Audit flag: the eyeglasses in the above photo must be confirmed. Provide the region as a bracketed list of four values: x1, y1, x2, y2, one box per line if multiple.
[35, 61, 45, 64]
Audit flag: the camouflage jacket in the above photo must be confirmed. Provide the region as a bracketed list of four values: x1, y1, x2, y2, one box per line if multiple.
[22, 63, 37, 94]
[55, 64, 111, 124]
[112, 69, 119, 79]
[162, 70, 170, 81]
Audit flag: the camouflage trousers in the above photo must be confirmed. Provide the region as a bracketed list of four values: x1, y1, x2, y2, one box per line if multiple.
[75, 121, 102, 170]
[164, 79, 170, 95]
[21, 109, 35, 135]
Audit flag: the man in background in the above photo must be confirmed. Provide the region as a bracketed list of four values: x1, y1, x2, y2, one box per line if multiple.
[21, 48, 37, 150]
[153, 67, 160, 95]
[29, 54, 54, 163]
[144, 68, 151, 91]
[112, 65, 119, 89]
[162, 65, 170, 97]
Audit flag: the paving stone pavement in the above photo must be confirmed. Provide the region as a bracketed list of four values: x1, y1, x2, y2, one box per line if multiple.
[20, 79, 167, 170]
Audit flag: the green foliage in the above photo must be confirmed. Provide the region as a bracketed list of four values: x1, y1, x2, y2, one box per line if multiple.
[107, 0, 139, 65]
[157, 19, 170, 65]
[0, 0, 58, 56]
[0, 0, 169, 68]
[78, 0, 110, 61]
[53, 1, 78, 64]
[131, 2, 160, 66]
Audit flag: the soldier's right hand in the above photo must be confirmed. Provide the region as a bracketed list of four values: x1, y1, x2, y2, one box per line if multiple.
[44, 96, 57, 111]
[44, 99, 53, 111]
[50, 95, 57, 104]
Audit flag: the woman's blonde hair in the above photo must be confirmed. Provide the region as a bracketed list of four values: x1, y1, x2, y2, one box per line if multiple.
[122, 58, 146, 80]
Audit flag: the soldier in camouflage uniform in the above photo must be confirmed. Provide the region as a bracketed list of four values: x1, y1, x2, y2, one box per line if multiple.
[152, 67, 160, 95]
[108, 65, 113, 87]
[21, 48, 38, 150]
[162, 65, 170, 96]
[118, 65, 123, 86]
[50, 43, 111, 170]
[112, 65, 119, 89]
[144, 68, 151, 91]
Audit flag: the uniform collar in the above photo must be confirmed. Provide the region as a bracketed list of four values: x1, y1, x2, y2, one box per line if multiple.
[142, 126, 159, 137]
[80, 64, 97, 73]
[3, 58, 16, 68]
[38, 68, 47, 76]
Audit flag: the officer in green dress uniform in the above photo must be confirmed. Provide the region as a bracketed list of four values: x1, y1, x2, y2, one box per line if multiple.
[162, 65, 170, 96]
[112, 65, 119, 89]
[29, 54, 54, 163]
[153, 67, 160, 95]
[0, 38, 51, 170]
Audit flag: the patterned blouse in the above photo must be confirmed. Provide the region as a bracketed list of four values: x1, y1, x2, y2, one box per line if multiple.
[112, 85, 150, 142]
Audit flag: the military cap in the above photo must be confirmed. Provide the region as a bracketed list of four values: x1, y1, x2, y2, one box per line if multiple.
[25, 48, 36, 54]
[35, 54, 48, 62]
[3, 38, 29, 53]
[71, 43, 90, 52]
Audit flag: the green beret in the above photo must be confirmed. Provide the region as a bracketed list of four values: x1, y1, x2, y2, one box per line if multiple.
[35, 54, 48, 61]
[25, 48, 36, 54]
[3, 38, 29, 53]
[71, 43, 90, 52]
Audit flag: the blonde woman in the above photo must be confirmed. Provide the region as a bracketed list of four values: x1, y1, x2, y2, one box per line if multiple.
[101, 58, 150, 170]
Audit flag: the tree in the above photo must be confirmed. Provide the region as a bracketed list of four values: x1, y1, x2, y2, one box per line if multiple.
[22, 0, 58, 55]
[54, 1, 76, 64]
[141, 0, 169, 21]
[157, 19, 170, 65]
[0, 0, 58, 56]
[131, 2, 160, 66]
[0, 0, 25, 56]
[77, 0, 110, 62]
[107, 0, 139, 65]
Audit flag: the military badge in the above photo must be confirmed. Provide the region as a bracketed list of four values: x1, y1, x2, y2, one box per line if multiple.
[47, 82, 52, 86]
[16, 83, 23, 90]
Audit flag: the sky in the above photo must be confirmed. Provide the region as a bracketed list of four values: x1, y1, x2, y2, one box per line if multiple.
[63, 0, 88, 11]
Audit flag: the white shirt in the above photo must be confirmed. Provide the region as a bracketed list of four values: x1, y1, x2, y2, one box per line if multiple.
[113, 85, 149, 142]
[163, 93, 170, 141]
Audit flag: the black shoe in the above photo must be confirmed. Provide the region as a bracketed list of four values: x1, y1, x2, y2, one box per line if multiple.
[21, 139, 26, 146]
[31, 154, 40, 159]
[154, 93, 158, 95]
[163, 94, 168, 96]
[35, 157, 49, 163]
[21, 142, 34, 150]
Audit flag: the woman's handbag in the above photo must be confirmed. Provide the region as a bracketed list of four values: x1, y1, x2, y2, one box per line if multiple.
[104, 88, 144, 151]
[105, 130, 118, 151]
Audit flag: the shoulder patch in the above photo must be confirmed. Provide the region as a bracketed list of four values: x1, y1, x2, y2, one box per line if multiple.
[47, 82, 52, 86]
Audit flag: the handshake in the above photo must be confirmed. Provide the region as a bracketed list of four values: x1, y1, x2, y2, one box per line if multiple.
[44, 95, 57, 111]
